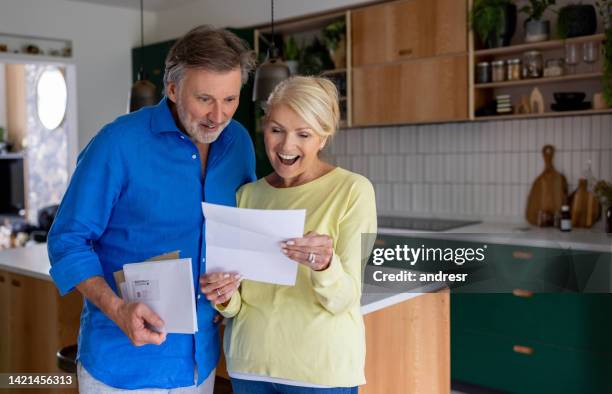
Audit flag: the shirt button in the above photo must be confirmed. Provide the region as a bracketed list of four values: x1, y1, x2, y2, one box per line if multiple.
[202, 258, 206, 262]
[192, 154, 197, 159]
[180, 135, 185, 139]
[197, 294, 202, 300]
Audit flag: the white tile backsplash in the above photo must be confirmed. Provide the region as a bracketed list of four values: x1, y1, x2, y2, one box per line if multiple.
[332, 114, 612, 221]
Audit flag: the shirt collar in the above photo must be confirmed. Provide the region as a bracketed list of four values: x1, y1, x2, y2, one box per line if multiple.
[150, 96, 182, 135]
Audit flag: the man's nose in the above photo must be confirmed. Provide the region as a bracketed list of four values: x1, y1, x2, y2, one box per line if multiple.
[209, 103, 223, 124]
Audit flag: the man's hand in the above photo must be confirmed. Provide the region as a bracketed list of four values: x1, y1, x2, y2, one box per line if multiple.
[76, 276, 166, 347]
[112, 301, 167, 346]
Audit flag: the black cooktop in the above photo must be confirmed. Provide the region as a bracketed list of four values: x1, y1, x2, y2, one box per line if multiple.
[378, 216, 481, 232]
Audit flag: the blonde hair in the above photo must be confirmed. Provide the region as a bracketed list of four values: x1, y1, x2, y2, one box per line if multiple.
[265, 76, 340, 139]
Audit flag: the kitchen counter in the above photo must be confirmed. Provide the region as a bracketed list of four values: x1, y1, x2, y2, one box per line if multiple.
[0, 243, 444, 315]
[379, 220, 612, 253]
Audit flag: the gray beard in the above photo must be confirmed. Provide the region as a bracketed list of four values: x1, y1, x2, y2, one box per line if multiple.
[177, 104, 228, 144]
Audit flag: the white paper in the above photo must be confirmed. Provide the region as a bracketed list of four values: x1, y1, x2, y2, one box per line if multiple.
[122, 258, 198, 334]
[202, 202, 306, 286]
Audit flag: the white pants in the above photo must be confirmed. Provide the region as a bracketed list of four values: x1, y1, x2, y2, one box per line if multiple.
[77, 363, 215, 394]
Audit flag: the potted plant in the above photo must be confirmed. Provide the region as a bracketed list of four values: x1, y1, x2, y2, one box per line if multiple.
[283, 36, 300, 75]
[557, 3, 597, 38]
[520, 0, 556, 42]
[470, 0, 517, 48]
[322, 19, 346, 69]
[597, 1, 612, 106]
[594, 180, 612, 233]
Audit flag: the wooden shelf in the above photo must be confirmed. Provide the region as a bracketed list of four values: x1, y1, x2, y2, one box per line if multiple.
[475, 72, 603, 89]
[474, 33, 605, 58]
[474, 108, 612, 121]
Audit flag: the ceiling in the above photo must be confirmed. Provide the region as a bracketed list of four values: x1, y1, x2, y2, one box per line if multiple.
[66, 0, 200, 11]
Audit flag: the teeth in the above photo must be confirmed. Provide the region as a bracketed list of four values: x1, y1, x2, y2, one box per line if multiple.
[279, 153, 298, 160]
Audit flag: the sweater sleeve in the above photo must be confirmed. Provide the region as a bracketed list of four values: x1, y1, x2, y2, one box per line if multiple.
[213, 290, 242, 318]
[310, 177, 377, 314]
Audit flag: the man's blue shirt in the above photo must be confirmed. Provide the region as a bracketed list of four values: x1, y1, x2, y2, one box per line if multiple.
[48, 97, 256, 389]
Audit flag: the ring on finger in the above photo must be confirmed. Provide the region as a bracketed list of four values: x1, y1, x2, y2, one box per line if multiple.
[216, 289, 222, 297]
[308, 252, 316, 265]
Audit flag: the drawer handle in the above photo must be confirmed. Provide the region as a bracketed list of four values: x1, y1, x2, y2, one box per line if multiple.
[513, 345, 534, 355]
[398, 48, 413, 56]
[374, 239, 386, 246]
[512, 289, 534, 298]
[0, 275, 4, 283]
[11, 279, 21, 287]
[512, 250, 533, 260]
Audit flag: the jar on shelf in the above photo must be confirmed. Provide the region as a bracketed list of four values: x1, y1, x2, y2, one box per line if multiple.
[506, 58, 521, 81]
[522, 50, 543, 78]
[476, 61, 491, 83]
[491, 60, 506, 82]
[543, 58, 564, 77]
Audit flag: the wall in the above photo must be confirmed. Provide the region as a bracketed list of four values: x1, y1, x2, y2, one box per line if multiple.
[0, 0, 157, 150]
[148, 0, 374, 43]
[326, 115, 612, 223]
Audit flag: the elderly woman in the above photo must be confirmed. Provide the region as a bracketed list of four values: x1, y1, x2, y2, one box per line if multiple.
[201, 76, 377, 393]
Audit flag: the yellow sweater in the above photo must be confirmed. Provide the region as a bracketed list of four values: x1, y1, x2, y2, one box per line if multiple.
[217, 167, 377, 387]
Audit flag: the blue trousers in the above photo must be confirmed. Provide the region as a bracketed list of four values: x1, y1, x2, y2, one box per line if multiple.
[230, 378, 358, 394]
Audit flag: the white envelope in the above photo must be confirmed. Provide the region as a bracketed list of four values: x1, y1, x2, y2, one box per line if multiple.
[203, 202, 306, 286]
[122, 258, 198, 334]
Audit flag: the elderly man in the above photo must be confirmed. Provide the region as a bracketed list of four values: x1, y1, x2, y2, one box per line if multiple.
[48, 26, 256, 393]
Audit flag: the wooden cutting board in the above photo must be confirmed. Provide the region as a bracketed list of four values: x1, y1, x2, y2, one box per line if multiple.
[526, 145, 568, 226]
[570, 178, 601, 228]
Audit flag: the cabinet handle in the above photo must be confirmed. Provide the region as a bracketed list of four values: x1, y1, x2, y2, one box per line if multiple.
[0, 275, 4, 283]
[513, 345, 534, 355]
[11, 279, 21, 287]
[512, 250, 533, 260]
[512, 289, 534, 298]
[398, 48, 413, 56]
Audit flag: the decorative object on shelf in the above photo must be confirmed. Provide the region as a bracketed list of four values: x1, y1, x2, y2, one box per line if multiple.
[551, 91, 590, 111]
[526, 144, 568, 226]
[496, 94, 513, 114]
[564, 42, 579, 74]
[476, 61, 491, 83]
[253, 0, 290, 103]
[593, 179, 612, 233]
[517, 94, 532, 113]
[491, 59, 506, 82]
[557, 4, 597, 39]
[298, 37, 334, 76]
[593, 92, 610, 109]
[529, 87, 545, 113]
[62, 46, 71, 57]
[22, 44, 41, 55]
[283, 36, 300, 75]
[569, 178, 601, 228]
[543, 58, 565, 77]
[0, 43, 7, 52]
[523, 50, 543, 78]
[469, 0, 517, 48]
[506, 58, 522, 80]
[582, 41, 600, 72]
[322, 20, 346, 69]
[129, 0, 157, 113]
[520, 0, 556, 43]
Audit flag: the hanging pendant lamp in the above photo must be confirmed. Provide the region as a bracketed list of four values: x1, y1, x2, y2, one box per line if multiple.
[252, 0, 290, 104]
[128, 0, 157, 113]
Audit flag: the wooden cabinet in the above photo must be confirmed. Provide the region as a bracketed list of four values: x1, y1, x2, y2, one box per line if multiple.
[352, 54, 468, 125]
[351, 0, 468, 126]
[0, 269, 82, 375]
[352, 0, 467, 67]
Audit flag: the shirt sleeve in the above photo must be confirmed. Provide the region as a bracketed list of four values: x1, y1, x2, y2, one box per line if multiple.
[310, 177, 377, 314]
[48, 128, 125, 296]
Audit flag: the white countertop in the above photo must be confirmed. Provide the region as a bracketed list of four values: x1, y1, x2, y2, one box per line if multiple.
[379, 221, 612, 253]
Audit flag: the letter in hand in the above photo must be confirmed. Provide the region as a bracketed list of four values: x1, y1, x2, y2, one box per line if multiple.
[114, 301, 167, 346]
[200, 272, 242, 306]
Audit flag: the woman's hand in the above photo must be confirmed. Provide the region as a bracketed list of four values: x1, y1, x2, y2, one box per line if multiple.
[281, 231, 333, 271]
[200, 272, 242, 305]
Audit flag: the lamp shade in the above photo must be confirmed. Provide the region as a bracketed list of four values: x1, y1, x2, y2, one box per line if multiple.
[128, 79, 157, 113]
[252, 51, 290, 103]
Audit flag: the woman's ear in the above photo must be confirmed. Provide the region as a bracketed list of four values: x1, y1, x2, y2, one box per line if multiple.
[319, 137, 328, 151]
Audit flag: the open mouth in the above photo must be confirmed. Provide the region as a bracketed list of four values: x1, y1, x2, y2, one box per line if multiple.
[200, 123, 218, 131]
[277, 153, 300, 166]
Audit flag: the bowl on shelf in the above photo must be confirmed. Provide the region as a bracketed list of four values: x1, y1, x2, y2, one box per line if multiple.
[553, 92, 586, 106]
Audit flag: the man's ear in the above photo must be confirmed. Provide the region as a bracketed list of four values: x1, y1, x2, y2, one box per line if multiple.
[167, 82, 178, 103]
